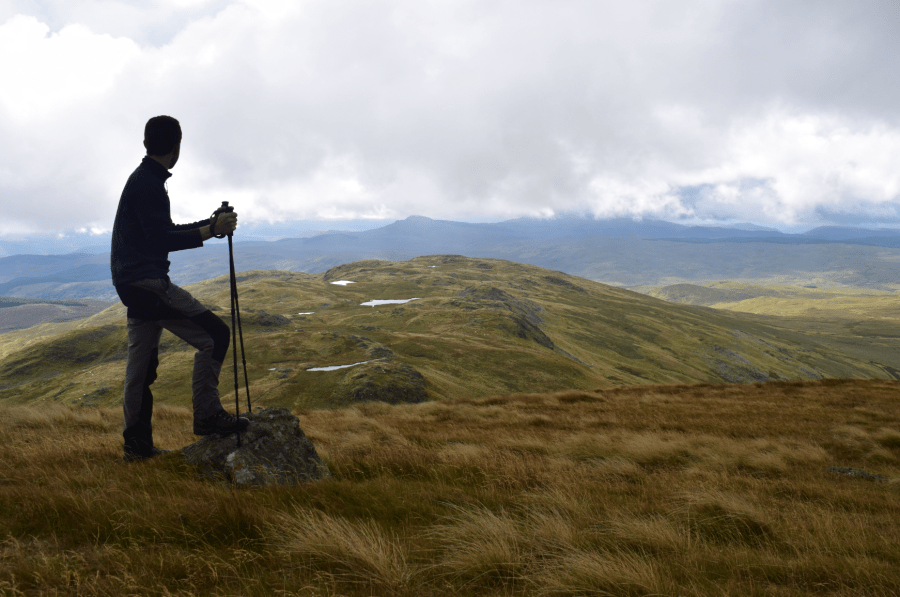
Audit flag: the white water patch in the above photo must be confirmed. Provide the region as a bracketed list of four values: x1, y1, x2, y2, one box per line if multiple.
[307, 361, 370, 372]
[331, 280, 355, 286]
[361, 298, 420, 307]
[297, 312, 314, 315]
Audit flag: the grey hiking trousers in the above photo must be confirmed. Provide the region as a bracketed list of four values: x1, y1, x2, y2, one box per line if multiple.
[122, 278, 230, 432]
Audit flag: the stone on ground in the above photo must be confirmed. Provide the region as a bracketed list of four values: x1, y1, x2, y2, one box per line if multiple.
[181, 407, 331, 487]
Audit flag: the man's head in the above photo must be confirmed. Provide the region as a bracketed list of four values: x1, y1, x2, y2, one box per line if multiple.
[143, 115, 182, 169]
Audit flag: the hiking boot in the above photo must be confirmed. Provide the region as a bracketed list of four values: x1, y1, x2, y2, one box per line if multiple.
[123, 424, 168, 462]
[193, 410, 250, 436]
[124, 446, 171, 462]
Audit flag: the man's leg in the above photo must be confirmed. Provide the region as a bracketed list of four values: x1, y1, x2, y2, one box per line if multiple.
[158, 310, 247, 435]
[125, 277, 247, 435]
[158, 311, 229, 422]
[123, 317, 163, 459]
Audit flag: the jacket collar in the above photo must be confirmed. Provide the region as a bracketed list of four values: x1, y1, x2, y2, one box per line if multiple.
[140, 155, 173, 182]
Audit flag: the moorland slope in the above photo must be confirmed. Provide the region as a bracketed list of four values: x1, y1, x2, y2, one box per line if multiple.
[645, 282, 900, 378]
[0, 257, 895, 411]
[1, 379, 898, 595]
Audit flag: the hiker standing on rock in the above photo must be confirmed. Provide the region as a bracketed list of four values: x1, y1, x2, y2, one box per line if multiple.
[111, 115, 249, 462]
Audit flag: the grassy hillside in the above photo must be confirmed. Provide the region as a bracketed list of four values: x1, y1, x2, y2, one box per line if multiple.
[0, 297, 112, 334]
[644, 281, 900, 379]
[0, 257, 895, 411]
[645, 281, 900, 314]
[1, 379, 898, 595]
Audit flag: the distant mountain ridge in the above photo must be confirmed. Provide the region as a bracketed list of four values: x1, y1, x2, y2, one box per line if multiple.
[2, 216, 900, 300]
[0, 219, 392, 257]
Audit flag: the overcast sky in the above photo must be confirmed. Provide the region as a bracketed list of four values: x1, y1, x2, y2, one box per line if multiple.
[1, 0, 899, 237]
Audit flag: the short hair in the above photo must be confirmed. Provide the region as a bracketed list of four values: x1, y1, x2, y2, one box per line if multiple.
[144, 115, 182, 155]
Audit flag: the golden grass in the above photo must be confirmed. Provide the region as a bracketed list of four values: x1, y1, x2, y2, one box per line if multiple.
[1, 379, 899, 595]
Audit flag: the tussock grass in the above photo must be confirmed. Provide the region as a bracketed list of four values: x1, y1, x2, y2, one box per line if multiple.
[674, 490, 776, 547]
[531, 550, 665, 597]
[2, 379, 900, 595]
[269, 507, 415, 592]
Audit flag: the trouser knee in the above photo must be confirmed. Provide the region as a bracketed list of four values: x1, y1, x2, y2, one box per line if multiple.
[145, 347, 159, 386]
[189, 310, 230, 363]
[211, 318, 230, 363]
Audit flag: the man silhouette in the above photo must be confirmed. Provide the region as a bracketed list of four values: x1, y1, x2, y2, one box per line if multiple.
[111, 115, 248, 462]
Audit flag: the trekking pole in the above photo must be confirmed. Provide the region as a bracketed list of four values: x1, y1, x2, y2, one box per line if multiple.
[228, 245, 241, 447]
[213, 201, 252, 448]
[227, 228, 252, 413]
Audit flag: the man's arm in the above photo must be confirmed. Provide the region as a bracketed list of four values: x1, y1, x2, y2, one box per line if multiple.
[135, 194, 203, 254]
[182, 212, 236, 242]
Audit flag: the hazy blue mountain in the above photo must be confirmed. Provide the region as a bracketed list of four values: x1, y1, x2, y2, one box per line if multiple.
[0, 237, 108, 258]
[3, 215, 900, 301]
[802, 226, 900, 240]
[0, 253, 109, 284]
[721, 223, 781, 232]
[0, 219, 393, 258]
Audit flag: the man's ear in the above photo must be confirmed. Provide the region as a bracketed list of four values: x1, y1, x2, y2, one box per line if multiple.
[143, 139, 149, 153]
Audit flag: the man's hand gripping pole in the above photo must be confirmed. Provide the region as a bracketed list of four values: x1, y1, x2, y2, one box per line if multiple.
[210, 201, 234, 239]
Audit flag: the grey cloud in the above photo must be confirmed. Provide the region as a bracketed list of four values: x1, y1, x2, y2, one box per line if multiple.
[0, 0, 233, 46]
[1, 0, 899, 235]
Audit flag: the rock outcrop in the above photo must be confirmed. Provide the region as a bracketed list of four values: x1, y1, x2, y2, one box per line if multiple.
[454, 285, 555, 348]
[253, 310, 292, 328]
[330, 360, 429, 406]
[456, 285, 544, 325]
[181, 407, 331, 487]
[828, 467, 889, 483]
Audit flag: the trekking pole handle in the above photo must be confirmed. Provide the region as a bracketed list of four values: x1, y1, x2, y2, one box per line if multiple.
[210, 201, 235, 239]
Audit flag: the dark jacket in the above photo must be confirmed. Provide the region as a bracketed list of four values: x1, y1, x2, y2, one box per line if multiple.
[110, 157, 205, 286]
[111, 157, 206, 319]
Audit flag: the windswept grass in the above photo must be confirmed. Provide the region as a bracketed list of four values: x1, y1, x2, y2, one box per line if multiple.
[1, 379, 899, 595]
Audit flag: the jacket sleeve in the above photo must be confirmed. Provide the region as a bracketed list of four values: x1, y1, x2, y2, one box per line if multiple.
[173, 218, 209, 231]
[134, 190, 204, 253]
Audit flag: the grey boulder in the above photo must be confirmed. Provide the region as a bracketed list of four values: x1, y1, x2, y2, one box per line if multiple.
[181, 407, 331, 486]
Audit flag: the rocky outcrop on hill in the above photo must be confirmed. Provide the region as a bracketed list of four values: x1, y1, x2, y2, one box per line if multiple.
[454, 285, 555, 349]
[330, 360, 429, 406]
[543, 275, 587, 293]
[181, 407, 331, 487]
[708, 345, 771, 383]
[252, 310, 291, 328]
[456, 285, 544, 324]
